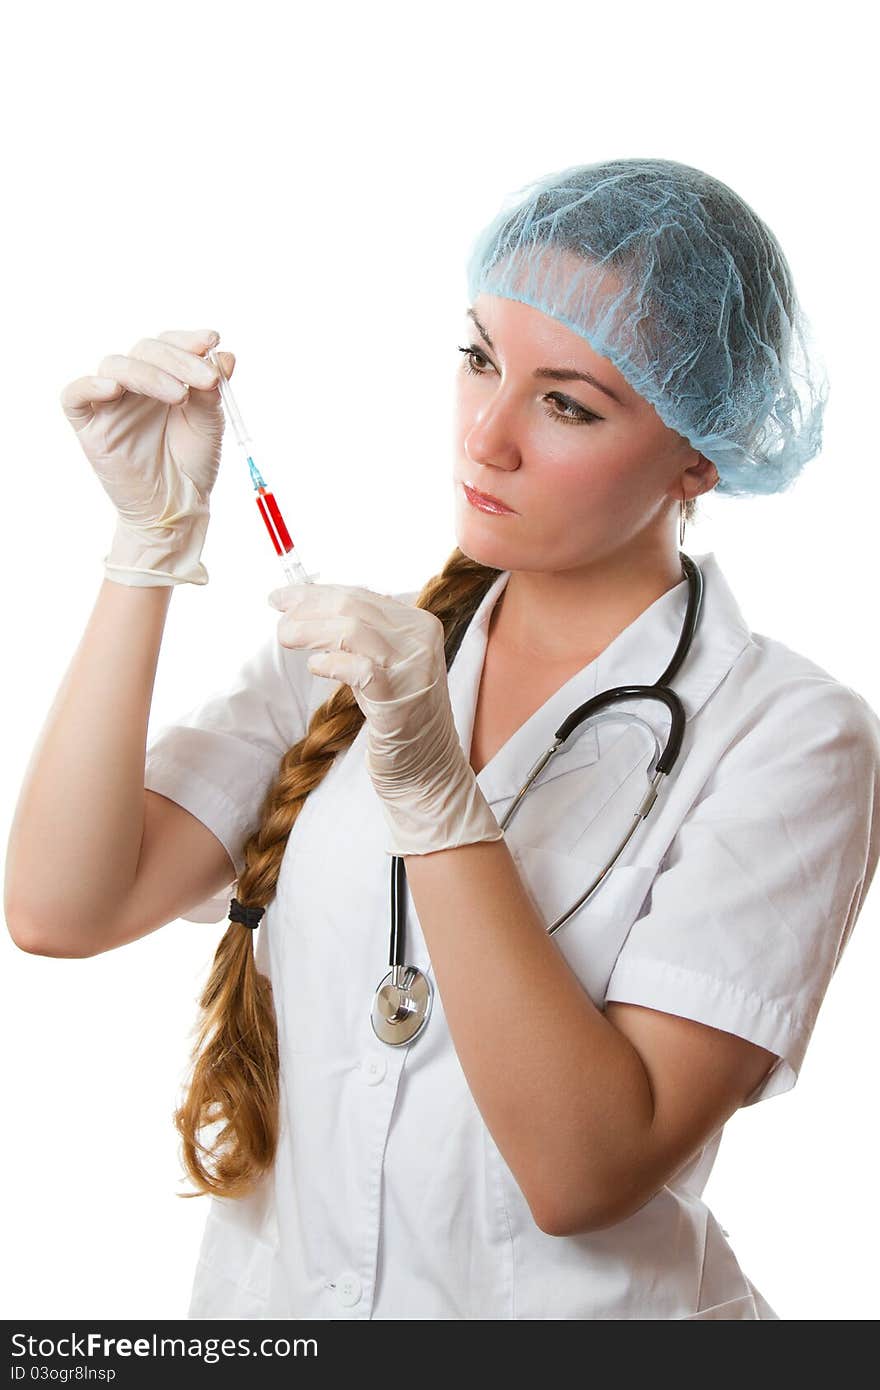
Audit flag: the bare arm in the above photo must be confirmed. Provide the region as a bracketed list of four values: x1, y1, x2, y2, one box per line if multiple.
[5, 579, 174, 953]
[403, 838, 777, 1237]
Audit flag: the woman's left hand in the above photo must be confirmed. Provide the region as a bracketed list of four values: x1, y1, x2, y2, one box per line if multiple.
[268, 582, 503, 856]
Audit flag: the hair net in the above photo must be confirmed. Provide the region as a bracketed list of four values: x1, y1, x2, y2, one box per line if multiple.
[464, 157, 829, 499]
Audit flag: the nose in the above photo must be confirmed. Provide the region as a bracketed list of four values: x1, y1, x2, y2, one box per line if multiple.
[461, 391, 522, 471]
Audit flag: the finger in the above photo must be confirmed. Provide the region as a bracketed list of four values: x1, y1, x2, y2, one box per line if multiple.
[306, 649, 375, 691]
[127, 337, 219, 391]
[93, 352, 190, 404]
[269, 585, 432, 673]
[60, 374, 125, 419]
[277, 610, 402, 666]
[155, 330, 234, 381]
[276, 612, 371, 653]
[268, 582, 396, 620]
[155, 329, 221, 352]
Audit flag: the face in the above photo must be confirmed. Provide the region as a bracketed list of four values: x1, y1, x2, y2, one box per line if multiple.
[452, 292, 717, 575]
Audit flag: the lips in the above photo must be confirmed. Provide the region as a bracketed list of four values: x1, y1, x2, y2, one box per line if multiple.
[461, 481, 516, 514]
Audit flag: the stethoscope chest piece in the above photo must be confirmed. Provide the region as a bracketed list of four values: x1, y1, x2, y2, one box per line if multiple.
[371, 966, 433, 1046]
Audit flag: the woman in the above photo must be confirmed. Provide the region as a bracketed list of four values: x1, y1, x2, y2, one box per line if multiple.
[10, 158, 880, 1319]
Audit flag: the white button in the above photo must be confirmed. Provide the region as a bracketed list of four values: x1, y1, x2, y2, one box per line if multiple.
[360, 1054, 387, 1085]
[336, 1271, 362, 1306]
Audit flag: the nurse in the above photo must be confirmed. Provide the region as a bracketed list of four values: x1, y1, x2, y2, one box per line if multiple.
[10, 157, 880, 1320]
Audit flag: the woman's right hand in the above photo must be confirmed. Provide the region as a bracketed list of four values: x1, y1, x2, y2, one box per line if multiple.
[59, 328, 236, 587]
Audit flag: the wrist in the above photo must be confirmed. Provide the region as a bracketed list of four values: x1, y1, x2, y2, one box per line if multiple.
[103, 514, 210, 588]
[368, 735, 503, 857]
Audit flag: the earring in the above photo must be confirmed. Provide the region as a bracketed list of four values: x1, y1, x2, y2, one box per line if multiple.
[679, 498, 686, 548]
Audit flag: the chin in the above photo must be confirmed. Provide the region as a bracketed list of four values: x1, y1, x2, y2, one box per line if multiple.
[453, 526, 516, 572]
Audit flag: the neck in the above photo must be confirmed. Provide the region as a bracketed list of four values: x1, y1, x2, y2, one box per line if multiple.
[490, 542, 686, 665]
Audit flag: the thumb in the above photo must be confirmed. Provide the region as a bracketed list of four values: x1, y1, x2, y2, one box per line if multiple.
[211, 349, 235, 380]
[186, 349, 236, 417]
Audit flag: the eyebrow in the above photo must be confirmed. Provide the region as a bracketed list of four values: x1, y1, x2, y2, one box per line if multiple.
[466, 308, 625, 407]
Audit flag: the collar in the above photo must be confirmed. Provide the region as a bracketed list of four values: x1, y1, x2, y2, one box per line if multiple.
[447, 551, 753, 811]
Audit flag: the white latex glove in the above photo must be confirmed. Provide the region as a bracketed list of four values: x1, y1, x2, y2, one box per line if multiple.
[269, 581, 504, 857]
[59, 327, 233, 587]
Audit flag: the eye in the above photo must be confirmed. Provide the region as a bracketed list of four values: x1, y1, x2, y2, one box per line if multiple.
[457, 344, 601, 427]
[458, 344, 491, 376]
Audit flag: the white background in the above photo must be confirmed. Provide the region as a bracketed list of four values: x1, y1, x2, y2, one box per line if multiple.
[2, 0, 877, 1322]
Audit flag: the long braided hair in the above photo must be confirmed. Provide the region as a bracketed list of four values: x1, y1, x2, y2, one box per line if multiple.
[173, 545, 498, 1198]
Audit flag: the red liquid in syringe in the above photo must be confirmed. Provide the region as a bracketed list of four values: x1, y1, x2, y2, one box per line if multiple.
[249, 460, 315, 584]
[255, 485, 294, 556]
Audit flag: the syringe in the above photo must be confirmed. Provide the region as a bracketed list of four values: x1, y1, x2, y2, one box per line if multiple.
[206, 348, 318, 587]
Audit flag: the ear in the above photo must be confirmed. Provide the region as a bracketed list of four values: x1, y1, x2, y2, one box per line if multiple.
[683, 453, 719, 500]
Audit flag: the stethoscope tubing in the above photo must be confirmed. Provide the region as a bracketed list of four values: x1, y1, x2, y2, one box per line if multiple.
[375, 552, 704, 1039]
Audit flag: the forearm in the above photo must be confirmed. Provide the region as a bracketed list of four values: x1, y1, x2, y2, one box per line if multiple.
[402, 836, 656, 1235]
[5, 579, 173, 949]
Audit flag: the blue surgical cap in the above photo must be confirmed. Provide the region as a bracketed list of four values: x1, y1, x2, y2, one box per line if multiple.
[465, 157, 829, 499]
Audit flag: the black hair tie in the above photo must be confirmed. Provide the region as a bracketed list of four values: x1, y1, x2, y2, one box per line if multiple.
[228, 896, 266, 930]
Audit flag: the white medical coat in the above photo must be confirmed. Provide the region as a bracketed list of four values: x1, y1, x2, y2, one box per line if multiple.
[144, 550, 880, 1320]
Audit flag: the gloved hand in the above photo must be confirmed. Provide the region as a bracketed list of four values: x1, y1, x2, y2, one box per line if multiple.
[268, 581, 504, 856]
[59, 327, 233, 587]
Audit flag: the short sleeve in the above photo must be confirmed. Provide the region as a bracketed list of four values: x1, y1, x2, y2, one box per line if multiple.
[604, 680, 880, 1106]
[144, 629, 320, 921]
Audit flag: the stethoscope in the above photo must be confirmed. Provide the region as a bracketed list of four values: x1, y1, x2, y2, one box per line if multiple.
[370, 551, 704, 1046]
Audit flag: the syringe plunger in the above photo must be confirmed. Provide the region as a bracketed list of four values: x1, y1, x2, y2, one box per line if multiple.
[206, 349, 251, 447]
